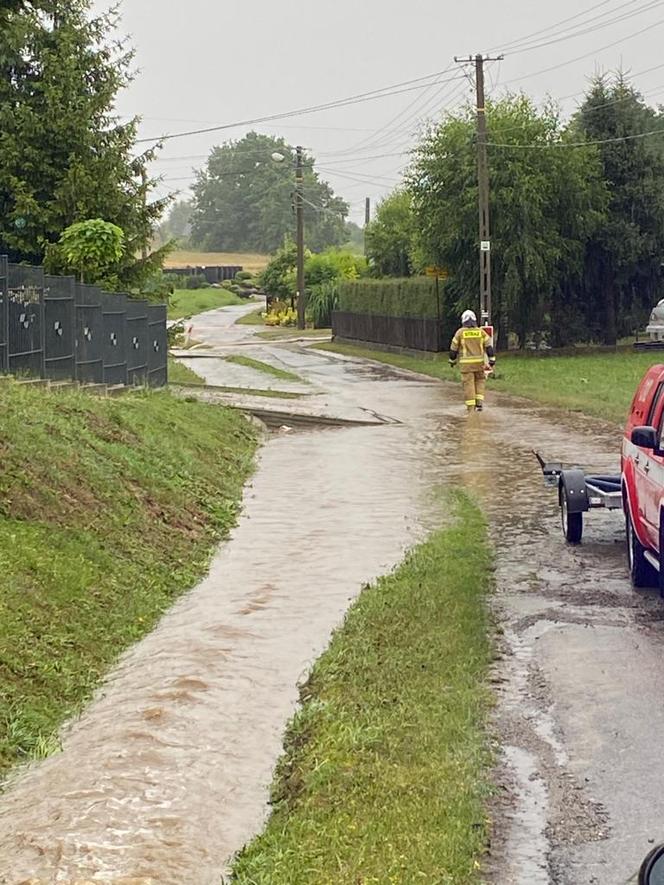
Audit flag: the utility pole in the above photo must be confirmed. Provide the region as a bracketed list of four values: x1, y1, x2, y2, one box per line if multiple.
[455, 53, 503, 328]
[295, 146, 306, 330]
[141, 167, 149, 264]
[365, 197, 371, 227]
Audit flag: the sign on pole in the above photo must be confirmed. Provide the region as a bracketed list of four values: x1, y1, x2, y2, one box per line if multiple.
[480, 241, 491, 252]
[425, 266, 449, 280]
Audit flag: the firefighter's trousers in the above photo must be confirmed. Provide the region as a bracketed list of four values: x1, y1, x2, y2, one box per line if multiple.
[462, 369, 486, 409]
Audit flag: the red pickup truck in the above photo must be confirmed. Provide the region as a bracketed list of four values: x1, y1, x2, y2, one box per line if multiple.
[623, 364, 664, 589]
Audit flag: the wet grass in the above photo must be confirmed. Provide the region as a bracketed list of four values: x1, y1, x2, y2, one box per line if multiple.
[168, 357, 206, 385]
[0, 381, 256, 779]
[225, 354, 302, 383]
[168, 288, 245, 320]
[231, 492, 494, 885]
[235, 308, 265, 326]
[257, 327, 332, 341]
[316, 342, 664, 425]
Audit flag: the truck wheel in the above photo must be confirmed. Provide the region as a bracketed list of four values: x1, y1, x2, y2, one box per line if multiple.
[627, 511, 657, 588]
[561, 492, 583, 544]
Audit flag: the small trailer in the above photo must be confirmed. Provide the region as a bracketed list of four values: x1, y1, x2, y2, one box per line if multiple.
[535, 452, 623, 543]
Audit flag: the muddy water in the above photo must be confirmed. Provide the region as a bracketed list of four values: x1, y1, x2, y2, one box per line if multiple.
[0, 338, 659, 884]
[0, 372, 452, 885]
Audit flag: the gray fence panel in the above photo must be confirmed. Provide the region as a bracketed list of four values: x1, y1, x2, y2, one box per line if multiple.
[1, 256, 168, 388]
[101, 291, 128, 385]
[75, 284, 104, 383]
[126, 298, 149, 385]
[0, 256, 7, 372]
[8, 264, 45, 376]
[147, 303, 168, 387]
[44, 274, 76, 380]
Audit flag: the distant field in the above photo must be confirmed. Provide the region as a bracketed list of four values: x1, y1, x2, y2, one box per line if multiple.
[165, 250, 269, 274]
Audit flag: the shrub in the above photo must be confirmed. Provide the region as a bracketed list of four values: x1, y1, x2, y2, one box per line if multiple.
[338, 277, 442, 319]
[235, 270, 254, 282]
[308, 280, 339, 328]
[187, 274, 209, 290]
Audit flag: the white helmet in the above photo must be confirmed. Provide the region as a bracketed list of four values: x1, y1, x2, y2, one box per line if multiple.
[461, 309, 477, 325]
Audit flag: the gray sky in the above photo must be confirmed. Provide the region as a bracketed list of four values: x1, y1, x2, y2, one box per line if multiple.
[99, 0, 664, 225]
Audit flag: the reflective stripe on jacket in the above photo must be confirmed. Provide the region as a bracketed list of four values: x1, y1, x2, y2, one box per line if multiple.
[450, 326, 492, 372]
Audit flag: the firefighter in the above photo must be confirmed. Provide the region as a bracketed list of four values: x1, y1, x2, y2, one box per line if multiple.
[449, 310, 496, 412]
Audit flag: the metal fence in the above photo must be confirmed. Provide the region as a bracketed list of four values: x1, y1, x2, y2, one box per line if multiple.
[332, 311, 449, 353]
[0, 257, 168, 387]
[164, 265, 243, 284]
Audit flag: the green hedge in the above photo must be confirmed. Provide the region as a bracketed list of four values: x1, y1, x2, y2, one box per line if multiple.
[338, 277, 442, 319]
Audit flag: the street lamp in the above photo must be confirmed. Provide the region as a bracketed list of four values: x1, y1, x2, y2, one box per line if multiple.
[272, 147, 306, 330]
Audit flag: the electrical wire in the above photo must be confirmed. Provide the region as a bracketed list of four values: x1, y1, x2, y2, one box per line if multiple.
[487, 126, 664, 149]
[499, 0, 664, 56]
[136, 70, 467, 145]
[490, 0, 630, 53]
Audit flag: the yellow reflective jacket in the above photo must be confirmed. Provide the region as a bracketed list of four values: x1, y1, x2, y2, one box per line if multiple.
[450, 326, 493, 373]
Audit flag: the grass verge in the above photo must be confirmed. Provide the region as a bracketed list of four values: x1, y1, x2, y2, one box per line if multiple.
[236, 308, 266, 326]
[316, 342, 664, 425]
[231, 492, 494, 885]
[225, 354, 302, 383]
[168, 356, 206, 385]
[168, 288, 245, 320]
[257, 328, 332, 341]
[0, 381, 256, 778]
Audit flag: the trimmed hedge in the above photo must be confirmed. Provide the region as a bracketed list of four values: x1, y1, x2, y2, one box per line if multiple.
[338, 277, 442, 319]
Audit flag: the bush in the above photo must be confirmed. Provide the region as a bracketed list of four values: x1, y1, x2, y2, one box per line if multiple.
[338, 277, 442, 319]
[183, 274, 208, 290]
[235, 270, 254, 282]
[308, 281, 339, 328]
[306, 250, 368, 288]
[221, 280, 235, 291]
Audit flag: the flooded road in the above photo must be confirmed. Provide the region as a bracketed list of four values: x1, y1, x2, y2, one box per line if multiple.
[0, 309, 663, 884]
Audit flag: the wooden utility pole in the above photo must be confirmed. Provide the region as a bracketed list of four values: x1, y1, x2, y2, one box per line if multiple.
[295, 146, 306, 330]
[455, 53, 503, 327]
[365, 197, 371, 226]
[141, 168, 149, 264]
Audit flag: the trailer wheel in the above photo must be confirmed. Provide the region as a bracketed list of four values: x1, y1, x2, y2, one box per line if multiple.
[561, 492, 583, 544]
[627, 510, 657, 589]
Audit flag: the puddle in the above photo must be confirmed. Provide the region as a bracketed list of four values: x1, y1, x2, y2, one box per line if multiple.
[501, 745, 551, 885]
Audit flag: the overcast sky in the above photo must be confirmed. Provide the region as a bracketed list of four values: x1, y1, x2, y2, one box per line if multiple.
[98, 0, 664, 225]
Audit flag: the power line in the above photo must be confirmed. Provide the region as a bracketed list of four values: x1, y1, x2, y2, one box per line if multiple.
[487, 126, 664, 149]
[509, 0, 662, 55]
[500, 15, 664, 88]
[490, 0, 629, 53]
[136, 70, 467, 145]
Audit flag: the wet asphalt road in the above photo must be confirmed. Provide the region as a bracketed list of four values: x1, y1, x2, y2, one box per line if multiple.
[0, 305, 662, 884]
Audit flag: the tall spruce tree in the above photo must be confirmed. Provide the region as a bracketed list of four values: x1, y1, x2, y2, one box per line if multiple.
[575, 74, 664, 344]
[0, 1, 168, 287]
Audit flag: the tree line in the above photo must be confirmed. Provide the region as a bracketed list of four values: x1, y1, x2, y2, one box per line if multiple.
[366, 74, 664, 347]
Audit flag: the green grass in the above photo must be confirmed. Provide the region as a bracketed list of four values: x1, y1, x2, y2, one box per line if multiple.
[168, 288, 245, 320]
[225, 354, 302, 383]
[168, 356, 206, 385]
[231, 492, 494, 885]
[257, 327, 332, 341]
[317, 342, 664, 425]
[236, 308, 266, 326]
[0, 381, 256, 778]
